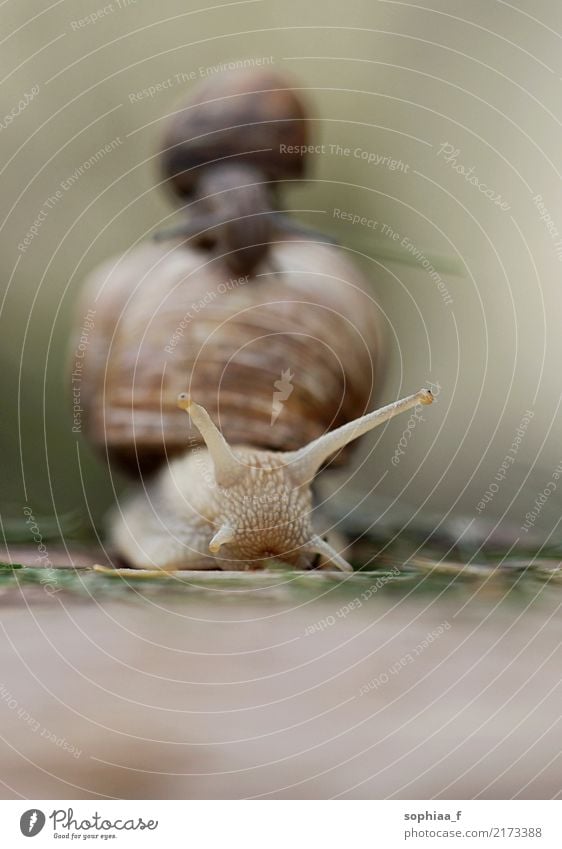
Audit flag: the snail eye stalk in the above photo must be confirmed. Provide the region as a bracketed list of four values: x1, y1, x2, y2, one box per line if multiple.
[285, 389, 434, 486]
[177, 394, 242, 488]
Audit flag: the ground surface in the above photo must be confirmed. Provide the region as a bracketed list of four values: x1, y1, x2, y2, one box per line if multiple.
[0, 546, 560, 799]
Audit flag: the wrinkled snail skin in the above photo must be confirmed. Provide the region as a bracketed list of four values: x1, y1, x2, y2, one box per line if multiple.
[73, 68, 435, 571]
[109, 446, 316, 572]
[109, 392, 434, 572]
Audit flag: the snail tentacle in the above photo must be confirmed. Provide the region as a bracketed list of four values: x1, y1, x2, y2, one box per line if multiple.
[305, 535, 353, 572]
[209, 524, 236, 554]
[285, 389, 434, 486]
[177, 394, 241, 488]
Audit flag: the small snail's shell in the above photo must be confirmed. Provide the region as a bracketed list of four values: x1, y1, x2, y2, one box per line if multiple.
[78, 233, 381, 475]
[160, 69, 309, 199]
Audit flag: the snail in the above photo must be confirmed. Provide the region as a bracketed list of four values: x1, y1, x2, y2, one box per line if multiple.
[73, 69, 434, 571]
[157, 67, 311, 276]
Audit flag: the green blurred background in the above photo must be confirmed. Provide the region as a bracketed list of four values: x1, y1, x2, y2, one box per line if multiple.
[1, 0, 561, 542]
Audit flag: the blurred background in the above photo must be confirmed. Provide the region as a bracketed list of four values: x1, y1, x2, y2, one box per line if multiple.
[1, 0, 561, 542]
[0, 0, 561, 805]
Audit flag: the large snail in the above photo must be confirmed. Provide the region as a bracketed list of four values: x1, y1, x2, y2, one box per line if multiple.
[73, 69, 434, 571]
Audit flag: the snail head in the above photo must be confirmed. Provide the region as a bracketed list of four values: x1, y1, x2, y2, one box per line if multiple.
[177, 389, 434, 571]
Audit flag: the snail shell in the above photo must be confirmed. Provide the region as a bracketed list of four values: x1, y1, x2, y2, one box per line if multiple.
[160, 68, 309, 200]
[158, 69, 312, 277]
[78, 232, 382, 477]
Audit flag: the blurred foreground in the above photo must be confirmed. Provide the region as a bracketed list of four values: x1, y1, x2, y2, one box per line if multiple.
[0, 552, 559, 799]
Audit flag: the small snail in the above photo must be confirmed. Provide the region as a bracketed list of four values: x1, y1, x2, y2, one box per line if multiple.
[74, 69, 434, 571]
[157, 67, 310, 276]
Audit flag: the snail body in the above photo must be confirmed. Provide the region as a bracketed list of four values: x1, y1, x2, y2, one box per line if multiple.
[109, 391, 433, 571]
[74, 70, 434, 571]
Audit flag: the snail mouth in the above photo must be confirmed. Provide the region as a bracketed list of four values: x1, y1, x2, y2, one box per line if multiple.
[260, 548, 314, 569]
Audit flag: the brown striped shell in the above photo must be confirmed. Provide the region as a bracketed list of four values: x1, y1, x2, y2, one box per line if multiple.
[77, 233, 381, 476]
[160, 69, 309, 199]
